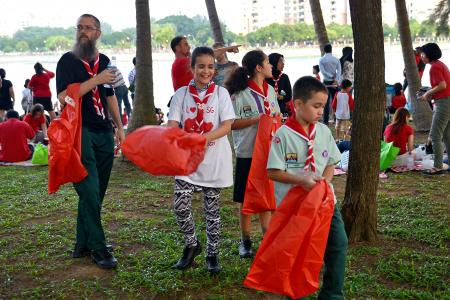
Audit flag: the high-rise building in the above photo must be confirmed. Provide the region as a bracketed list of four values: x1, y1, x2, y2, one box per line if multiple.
[235, 0, 439, 34]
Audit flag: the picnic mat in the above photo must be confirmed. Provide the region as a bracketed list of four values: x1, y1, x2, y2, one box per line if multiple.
[0, 160, 47, 167]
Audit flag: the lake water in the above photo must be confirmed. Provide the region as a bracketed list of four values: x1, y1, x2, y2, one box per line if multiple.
[1, 44, 449, 115]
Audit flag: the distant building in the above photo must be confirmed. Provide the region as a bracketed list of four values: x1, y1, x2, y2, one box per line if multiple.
[235, 0, 439, 34]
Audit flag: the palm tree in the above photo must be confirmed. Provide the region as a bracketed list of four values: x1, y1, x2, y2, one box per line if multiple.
[428, 0, 450, 36]
[128, 0, 157, 133]
[205, 0, 225, 44]
[341, 0, 385, 243]
[395, 0, 432, 131]
[308, 0, 329, 55]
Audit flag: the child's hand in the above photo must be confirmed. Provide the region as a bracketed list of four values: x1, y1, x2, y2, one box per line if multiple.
[296, 175, 322, 191]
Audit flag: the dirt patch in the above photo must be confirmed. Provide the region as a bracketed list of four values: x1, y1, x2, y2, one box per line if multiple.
[121, 243, 147, 255]
[23, 212, 73, 226]
[46, 261, 113, 282]
[0, 272, 39, 298]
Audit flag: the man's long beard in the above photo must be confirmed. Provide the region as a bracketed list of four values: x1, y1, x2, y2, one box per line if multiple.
[72, 37, 98, 61]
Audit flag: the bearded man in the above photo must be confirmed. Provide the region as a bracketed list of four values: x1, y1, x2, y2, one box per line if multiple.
[56, 14, 125, 269]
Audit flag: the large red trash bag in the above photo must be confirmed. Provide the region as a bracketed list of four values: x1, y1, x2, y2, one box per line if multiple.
[242, 114, 282, 214]
[48, 83, 88, 194]
[121, 126, 206, 176]
[243, 181, 335, 299]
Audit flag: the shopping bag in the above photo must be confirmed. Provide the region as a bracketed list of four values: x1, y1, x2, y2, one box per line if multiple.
[242, 115, 282, 215]
[121, 126, 206, 176]
[31, 144, 48, 165]
[380, 141, 400, 171]
[244, 181, 335, 299]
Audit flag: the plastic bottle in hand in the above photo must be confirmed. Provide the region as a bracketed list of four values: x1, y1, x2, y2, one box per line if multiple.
[103, 56, 117, 88]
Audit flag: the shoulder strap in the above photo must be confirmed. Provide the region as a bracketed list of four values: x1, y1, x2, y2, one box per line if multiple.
[250, 90, 264, 114]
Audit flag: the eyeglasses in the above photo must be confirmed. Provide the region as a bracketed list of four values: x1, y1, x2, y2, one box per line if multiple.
[76, 25, 99, 32]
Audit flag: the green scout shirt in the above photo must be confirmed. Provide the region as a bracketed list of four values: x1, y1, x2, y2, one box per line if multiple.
[232, 86, 281, 158]
[267, 122, 341, 205]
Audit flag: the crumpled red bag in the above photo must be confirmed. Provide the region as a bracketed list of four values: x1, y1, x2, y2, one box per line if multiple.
[121, 126, 206, 176]
[48, 83, 88, 194]
[242, 114, 282, 214]
[244, 181, 335, 299]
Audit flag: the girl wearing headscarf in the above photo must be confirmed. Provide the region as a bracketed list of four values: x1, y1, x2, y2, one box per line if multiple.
[266, 53, 292, 117]
[340, 47, 354, 84]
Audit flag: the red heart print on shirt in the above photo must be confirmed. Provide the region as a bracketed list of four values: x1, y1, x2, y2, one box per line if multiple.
[190, 107, 196, 113]
[184, 118, 214, 134]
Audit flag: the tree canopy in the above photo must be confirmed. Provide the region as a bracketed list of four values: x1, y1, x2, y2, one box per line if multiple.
[0, 16, 441, 53]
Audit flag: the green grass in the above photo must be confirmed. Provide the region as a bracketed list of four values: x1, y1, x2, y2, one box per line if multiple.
[0, 158, 449, 299]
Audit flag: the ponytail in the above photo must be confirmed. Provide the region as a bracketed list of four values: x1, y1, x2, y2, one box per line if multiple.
[225, 66, 249, 95]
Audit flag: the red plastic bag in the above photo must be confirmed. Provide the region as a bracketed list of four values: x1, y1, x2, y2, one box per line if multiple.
[242, 115, 282, 214]
[48, 83, 88, 194]
[121, 126, 206, 176]
[244, 181, 335, 299]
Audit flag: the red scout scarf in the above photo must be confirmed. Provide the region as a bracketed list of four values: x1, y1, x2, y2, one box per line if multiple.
[272, 72, 283, 94]
[285, 117, 316, 173]
[80, 56, 105, 118]
[248, 79, 271, 115]
[187, 80, 216, 134]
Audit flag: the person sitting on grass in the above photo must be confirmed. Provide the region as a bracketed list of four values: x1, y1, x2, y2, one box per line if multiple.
[23, 104, 48, 143]
[384, 107, 414, 156]
[0, 110, 35, 162]
[388, 83, 406, 114]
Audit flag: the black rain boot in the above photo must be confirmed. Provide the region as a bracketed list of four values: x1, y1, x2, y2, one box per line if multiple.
[206, 255, 221, 275]
[238, 239, 254, 258]
[173, 243, 202, 270]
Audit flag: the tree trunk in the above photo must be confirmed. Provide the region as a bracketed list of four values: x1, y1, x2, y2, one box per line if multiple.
[309, 0, 329, 55]
[128, 0, 157, 133]
[341, 0, 385, 243]
[205, 0, 225, 44]
[395, 0, 433, 131]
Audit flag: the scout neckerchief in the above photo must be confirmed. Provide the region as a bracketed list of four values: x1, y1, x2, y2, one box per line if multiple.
[248, 79, 271, 115]
[285, 117, 316, 173]
[272, 72, 283, 95]
[80, 56, 105, 118]
[188, 80, 216, 134]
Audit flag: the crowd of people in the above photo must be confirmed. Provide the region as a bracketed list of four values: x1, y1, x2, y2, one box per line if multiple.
[0, 12, 449, 300]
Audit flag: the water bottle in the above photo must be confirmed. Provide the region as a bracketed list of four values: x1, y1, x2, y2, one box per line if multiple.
[103, 56, 117, 88]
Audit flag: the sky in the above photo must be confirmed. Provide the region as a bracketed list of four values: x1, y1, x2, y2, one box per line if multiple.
[0, 0, 241, 36]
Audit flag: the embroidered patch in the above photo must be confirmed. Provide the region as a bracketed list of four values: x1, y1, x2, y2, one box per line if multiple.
[285, 153, 298, 162]
[243, 105, 253, 117]
[322, 150, 329, 158]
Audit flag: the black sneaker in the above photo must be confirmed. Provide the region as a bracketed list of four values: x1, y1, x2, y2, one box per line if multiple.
[173, 243, 202, 270]
[205, 255, 221, 275]
[238, 239, 254, 258]
[91, 248, 118, 269]
[71, 244, 90, 258]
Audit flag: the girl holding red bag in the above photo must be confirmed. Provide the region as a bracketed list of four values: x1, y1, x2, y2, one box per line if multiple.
[225, 50, 281, 258]
[266, 76, 347, 299]
[167, 46, 236, 274]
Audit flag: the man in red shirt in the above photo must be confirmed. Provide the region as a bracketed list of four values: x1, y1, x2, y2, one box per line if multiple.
[28, 63, 56, 121]
[0, 110, 35, 162]
[170, 36, 193, 92]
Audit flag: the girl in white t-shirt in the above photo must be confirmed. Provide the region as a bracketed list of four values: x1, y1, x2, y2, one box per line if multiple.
[167, 46, 236, 274]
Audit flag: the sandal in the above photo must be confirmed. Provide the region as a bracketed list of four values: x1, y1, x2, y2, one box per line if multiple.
[422, 167, 445, 176]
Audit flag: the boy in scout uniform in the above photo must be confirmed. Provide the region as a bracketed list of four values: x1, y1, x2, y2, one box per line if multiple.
[267, 76, 348, 299]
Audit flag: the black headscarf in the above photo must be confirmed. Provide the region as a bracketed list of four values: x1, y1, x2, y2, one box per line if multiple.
[268, 53, 283, 78]
[340, 47, 353, 73]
